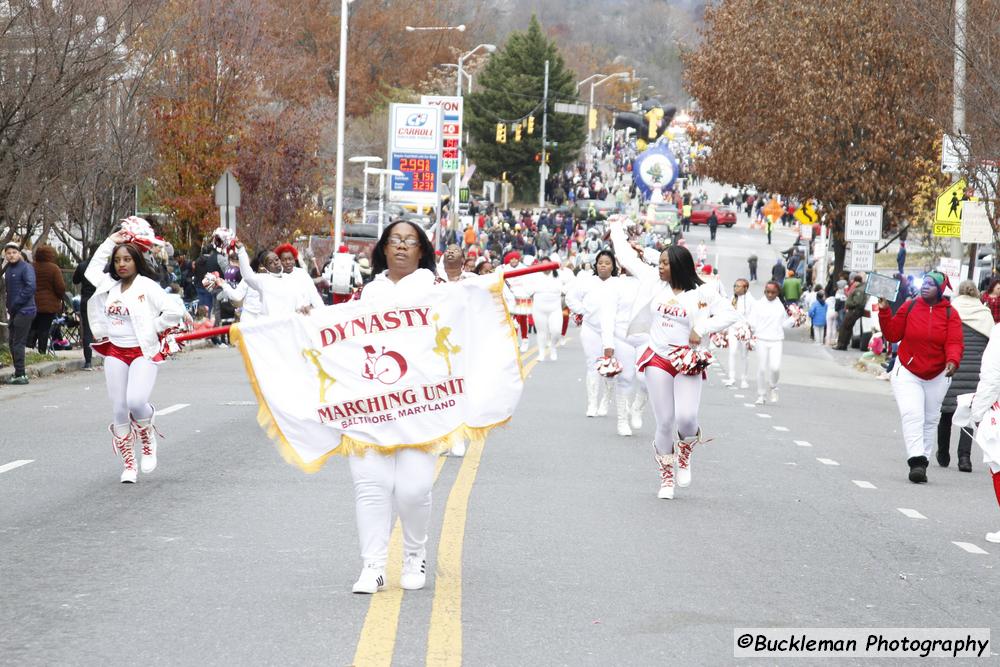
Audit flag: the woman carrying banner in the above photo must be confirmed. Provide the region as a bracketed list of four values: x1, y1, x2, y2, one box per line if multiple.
[346, 220, 444, 594]
[234, 244, 318, 317]
[210, 249, 278, 322]
[86, 223, 187, 483]
[609, 218, 737, 499]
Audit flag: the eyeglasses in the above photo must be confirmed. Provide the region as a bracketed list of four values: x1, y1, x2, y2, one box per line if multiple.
[386, 235, 419, 248]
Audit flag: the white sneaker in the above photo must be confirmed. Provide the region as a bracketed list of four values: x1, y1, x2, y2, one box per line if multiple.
[120, 468, 138, 484]
[352, 563, 386, 594]
[549, 348, 557, 361]
[768, 389, 779, 404]
[519, 340, 529, 353]
[986, 530, 1000, 544]
[739, 380, 749, 389]
[558, 338, 568, 347]
[754, 396, 765, 406]
[722, 378, 735, 387]
[450, 440, 467, 458]
[400, 554, 426, 590]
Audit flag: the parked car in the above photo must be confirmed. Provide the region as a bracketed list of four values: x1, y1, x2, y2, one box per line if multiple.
[689, 203, 737, 227]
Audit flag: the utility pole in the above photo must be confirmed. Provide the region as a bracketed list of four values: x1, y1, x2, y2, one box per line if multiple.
[538, 59, 549, 208]
[952, 0, 967, 265]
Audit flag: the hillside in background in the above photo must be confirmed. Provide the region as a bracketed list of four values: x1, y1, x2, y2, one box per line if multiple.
[476, 0, 705, 105]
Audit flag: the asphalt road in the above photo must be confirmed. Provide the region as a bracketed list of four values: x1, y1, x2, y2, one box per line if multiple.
[1, 215, 997, 666]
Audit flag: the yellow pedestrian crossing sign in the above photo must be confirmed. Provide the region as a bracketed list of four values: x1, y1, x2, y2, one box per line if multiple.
[793, 200, 818, 226]
[934, 179, 967, 237]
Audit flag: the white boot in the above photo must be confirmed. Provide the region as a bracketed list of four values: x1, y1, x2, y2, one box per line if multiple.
[132, 408, 162, 474]
[549, 346, 558, 361]
[676, 429, 709, 488]
[615, 387, 632, 437]
[110, 424, 137, 483]
[585, 374, 600, 417]
[653, 445, 675, 499]
[630, 388, 647, 430]
[596, 379, 611, 416]
[450, 439, 467, 458]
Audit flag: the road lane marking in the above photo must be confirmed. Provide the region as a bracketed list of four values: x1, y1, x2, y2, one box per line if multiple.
[897, 508, 926, 519]
[816, 458, 839, 466]
[773, 426, 789, 432]
[353, 458, 447, 667]
[794, 440, 812, 447]
[743, 403, 755, 408]
[852, 480, 877, 489]
[426, 435, 488, 665]
[0, 459, 34, 474]
[952, 541, 989, 555]
[756, 413, 771, 419]
[734, 394, 745, 398]
[158, 403, 190, 416]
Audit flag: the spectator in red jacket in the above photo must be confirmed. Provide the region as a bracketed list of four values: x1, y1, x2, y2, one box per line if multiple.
[879, 271, 964, 484]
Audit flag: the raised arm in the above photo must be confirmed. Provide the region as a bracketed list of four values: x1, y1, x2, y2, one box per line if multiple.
[84, 238, 117, 290]
[237, 246, 262, 293]
[608, 218, 656, 280]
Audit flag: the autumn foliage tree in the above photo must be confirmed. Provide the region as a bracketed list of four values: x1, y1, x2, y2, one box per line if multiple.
[684, 0, 944, 277]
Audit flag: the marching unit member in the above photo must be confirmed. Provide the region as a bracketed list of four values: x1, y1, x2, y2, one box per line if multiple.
[526, 255, 566, 361]
[969, 321, 1000, 543]
[274, 242, 325, 312]
[566, 250, 620, 418]
[722, 278, 755, 388]
[748, 281, 799, 405]
[236, 243, 319, 317]
[212, 249, 276, 322]
[503, 251, 533, 352]
[86, 220, 186, 483]
[609, 218, 737, 498]
[348, 220, 444, 594]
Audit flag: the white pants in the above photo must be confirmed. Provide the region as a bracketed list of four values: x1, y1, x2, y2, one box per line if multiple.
[726, 337, 750, 383]
[825, 311, 839, 345]
[813, 326, 825, 345]
[580, 325, 637, 391]
[755, 339, 782, 396]
[890, 364, 950, 460]
[645, 367, 703, 455]
[532, 300, 563, 357]
[104, 356, 158, 425]
[349, 448, 437, 565]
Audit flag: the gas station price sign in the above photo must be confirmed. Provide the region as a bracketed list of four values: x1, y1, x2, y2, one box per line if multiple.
[392, 154, 438, 193]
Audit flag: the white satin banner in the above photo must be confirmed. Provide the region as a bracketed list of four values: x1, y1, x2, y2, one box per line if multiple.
[232, 274, 524, 472]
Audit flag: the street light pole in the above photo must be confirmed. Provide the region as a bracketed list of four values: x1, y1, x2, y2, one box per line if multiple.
[539, 59, 549, 208]
[333, 0, 351, 248]
[349, 156, 381, 222]
[952, 0, 968, 266]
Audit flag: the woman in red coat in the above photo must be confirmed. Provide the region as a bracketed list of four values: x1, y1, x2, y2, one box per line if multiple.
[878, 271, 964, 483]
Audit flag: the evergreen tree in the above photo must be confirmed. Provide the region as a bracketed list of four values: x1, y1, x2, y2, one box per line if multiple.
[466, 16, 585, 199]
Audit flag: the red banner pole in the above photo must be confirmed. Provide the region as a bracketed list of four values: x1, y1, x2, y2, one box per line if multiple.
[171, 263, 561, 343]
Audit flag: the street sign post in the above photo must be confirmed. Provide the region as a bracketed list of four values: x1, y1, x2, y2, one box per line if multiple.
[214, 170, 241, 233]
[960, 200, 992, 244]
[793, 200, 818, 227]
[846, 241, 875, 272]
[844, 204, 883, 242]
[933, 178, 967, 238]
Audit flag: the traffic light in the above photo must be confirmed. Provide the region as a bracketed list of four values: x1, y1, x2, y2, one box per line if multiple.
[514, 123, 522, 142]
[526, 116, 535, 135]
[534, 153, 540, 163]
[534, 153, 550, 164]
[589, 108, 598, 131]
[495, 123, 507, 143]
[501, 171, 508, 182]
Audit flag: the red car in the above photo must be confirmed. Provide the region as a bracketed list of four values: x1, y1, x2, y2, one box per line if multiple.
[689, 203, 737, 227]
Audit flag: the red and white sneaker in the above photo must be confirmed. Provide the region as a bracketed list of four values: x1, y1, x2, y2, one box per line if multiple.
[110, 424, 137, 483]
[132, 409, 163, 474]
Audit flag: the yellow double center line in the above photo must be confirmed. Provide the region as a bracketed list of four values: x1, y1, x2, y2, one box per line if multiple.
[351, 343, 549, 665]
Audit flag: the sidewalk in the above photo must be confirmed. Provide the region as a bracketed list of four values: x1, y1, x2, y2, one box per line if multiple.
[0, 340, 212, 385]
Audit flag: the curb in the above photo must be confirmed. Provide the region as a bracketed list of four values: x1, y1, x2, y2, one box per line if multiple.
[0, 339, 212, 385]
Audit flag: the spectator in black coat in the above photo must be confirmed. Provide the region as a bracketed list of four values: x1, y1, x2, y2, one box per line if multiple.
[938, 281, 994, 471]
